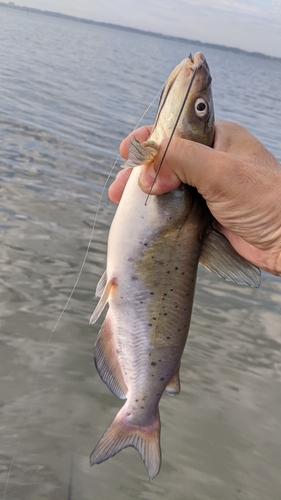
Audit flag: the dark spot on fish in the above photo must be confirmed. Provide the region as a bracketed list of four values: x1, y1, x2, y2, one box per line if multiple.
[148, 323, 152, 327]
[175, 267, 178, 270]
[158, 359, 162, 362]
[144, 243, 148, 247]
[140, 301, 143, 304]
[166, 336, 170, 339]
[181, 272, 185, 275]
[131, 276, 138, 281]
[164, 293, 167, 296]
[156, 392, 161, 396]
[135, 399, 139, 402]
[151, 362, 157, 366]
[170, 289, 173, 292]
[141, 406, 145, 409]
[116, 349, 120, 354]
[127, 412, 131, 416]
[164, 313, 167, 316]
[127, 257, 134, 262]
[160, 377, 164, 381]
[150, 292, 154, 295]
[178, 329, 181, 332]
[153, 317, 157, 320]
[175, 305, 178, 309]
[151, 374, 154, 377]
[151, 256, 154, 259]
[166, 271, 170, 274]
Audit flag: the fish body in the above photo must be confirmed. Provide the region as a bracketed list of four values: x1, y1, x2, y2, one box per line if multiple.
[90, 53, 260, 478]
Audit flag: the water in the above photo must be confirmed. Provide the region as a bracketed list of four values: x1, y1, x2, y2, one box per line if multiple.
[0, 5, 281, 500]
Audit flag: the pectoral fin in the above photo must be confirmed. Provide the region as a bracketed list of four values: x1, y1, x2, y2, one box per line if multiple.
[90, 274, 116, 325]
[122, 136, 159, 168]
[200, 229, 261, 287]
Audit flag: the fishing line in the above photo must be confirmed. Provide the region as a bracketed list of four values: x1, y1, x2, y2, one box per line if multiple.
[1, 160, 118, 500]
[67, 450, 74, 500]
[2, 85, 163, 500]
[144, 64, 201, 205]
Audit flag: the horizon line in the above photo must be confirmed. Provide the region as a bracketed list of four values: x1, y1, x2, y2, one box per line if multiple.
[1, 1, 280, 62]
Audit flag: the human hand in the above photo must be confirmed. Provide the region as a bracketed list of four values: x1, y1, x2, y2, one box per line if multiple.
[108, 125, 153, 204]
[109, 121, 281, 276]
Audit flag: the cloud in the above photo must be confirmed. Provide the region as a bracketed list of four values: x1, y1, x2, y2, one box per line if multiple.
[8, 0, 281, 57]
[180, 0, 281, 20]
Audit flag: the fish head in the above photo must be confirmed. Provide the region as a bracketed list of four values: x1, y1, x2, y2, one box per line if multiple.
[153, 52, 214, 147]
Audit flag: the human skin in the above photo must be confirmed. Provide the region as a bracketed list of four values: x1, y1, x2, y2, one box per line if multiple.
[108, 121, 281, 276]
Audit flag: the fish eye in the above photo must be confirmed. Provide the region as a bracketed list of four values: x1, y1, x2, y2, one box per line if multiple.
[195, 98, 209, 118]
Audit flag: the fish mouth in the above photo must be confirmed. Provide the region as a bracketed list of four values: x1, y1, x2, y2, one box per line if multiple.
[180, 52, 211, 88]
[188, 51, 205, 67]
[153, 51, 212, 135]
[175, 52, 206, 79]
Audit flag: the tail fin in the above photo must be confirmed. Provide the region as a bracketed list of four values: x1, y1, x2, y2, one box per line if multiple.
[90, 405, 161, 479]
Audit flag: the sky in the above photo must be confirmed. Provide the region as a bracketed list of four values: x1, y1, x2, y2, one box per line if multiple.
[5, 0, 281, 58]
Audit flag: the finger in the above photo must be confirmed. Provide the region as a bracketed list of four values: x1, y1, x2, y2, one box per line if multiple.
[138, 137, 224, 199]
[119, 125, 153, 159]
[108, 168, 132, 203]
[138, 159, 181, 194]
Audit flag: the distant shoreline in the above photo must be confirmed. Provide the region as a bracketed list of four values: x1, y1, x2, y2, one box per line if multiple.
[1, 1, 280, 62]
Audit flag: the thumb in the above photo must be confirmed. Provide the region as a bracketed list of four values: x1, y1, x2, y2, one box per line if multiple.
[138, 137, 221, 199]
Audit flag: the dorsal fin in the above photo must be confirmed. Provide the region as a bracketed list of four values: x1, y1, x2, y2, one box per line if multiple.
[200, 229, 261, 287]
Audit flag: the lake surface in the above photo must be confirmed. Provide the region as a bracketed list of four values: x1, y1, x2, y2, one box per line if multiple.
[1, 6, 281, 500]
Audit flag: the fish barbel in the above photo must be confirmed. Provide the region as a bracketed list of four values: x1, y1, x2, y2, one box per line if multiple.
[89, 52, 260, 479]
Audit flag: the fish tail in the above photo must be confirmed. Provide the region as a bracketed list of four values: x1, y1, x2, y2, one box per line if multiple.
[90, 404, 161, 479]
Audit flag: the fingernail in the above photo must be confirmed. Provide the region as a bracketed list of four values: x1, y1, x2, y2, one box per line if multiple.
[139, 165, 156, 189]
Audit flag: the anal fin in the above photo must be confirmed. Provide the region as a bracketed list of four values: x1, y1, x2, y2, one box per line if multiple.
[94, 313, 127, 399]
